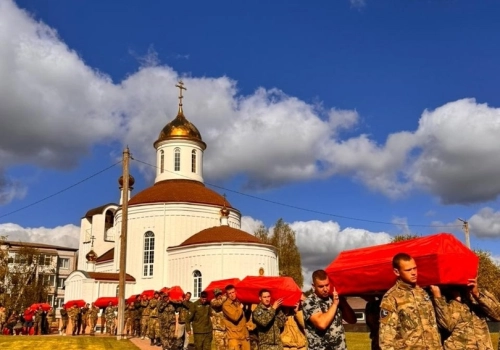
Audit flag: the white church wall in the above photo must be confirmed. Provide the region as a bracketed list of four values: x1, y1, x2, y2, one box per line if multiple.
[167, 243, 279, 297]
[155, 139, 205, 183]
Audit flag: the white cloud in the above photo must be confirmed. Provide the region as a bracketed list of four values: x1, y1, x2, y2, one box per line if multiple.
[290, 220, 391, 287]
[468, 207, 500, 238]
[0, 222, 80, 248]
[2, 0, 500, 206]
[240, 216, 265, 235]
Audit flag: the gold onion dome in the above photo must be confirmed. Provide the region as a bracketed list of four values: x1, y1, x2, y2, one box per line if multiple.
[118, 174, 135, 188]
[86, 250, 98, 262]
[154, 81, 206, 149]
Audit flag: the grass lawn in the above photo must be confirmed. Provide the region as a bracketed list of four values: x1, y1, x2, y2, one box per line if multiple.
[0, 335, 140, 350]
[345, 332, 498, 349]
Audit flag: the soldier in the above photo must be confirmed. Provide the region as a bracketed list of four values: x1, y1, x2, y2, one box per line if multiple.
[59, 304, 69, 336]
[222, 284, 250, 350]
[252, 289, 286, 350]
[104, 301, 116, 335]
[88, 303, 99, 336]
[69, 304, 79, 336]
[80, 303, 89, 335]
[302, 269, 357, 350]
[244, 304, 258, 350]
[140, 294, 150, 339]
[210, 289, 227, 350]
[133, 295, 142, 337]
[34, 306, 43, 335]
[148, 292, 161, 346]
[363, 296, 382, 350]
[378, 253, 442, 349]
[188, 291, 213, 350]
[177, 293, 193, 350]
[431, 278, 500, 350]
[281, 302, 307, 350]
[125, 302, 135, 337]
[158, 293, 178, 350]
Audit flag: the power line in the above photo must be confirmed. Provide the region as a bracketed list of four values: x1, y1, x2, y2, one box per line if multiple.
[132, 158, 462, 229]
[0, 161, 122, 220]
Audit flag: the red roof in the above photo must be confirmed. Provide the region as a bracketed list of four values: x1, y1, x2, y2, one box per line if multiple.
[87, 272, 135, 282]
[129, 179, 231, 207]
[179, 226, 262, 247]
[96, 248, 114, 263]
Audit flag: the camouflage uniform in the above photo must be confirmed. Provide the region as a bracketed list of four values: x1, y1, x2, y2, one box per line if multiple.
[245, 304, 258, 350]
[134, 298, 142, 336]
[69, 306, 79, 335]
[252, 302, 286, 350]
[177, 301, 192, 350]
[434, 290, 500, 350]
[80, 306, 89, 334]
[34, 309, 43, 335]
[302, 293, 347, 350]
[88, 305, 99, 335]
[59, 308, 69, 334]
[104, 305, 116, 335]
[124, 305, 134, 336]
[379, 279, 442, 350]
[140, 298, 150, 338]
[211, 296, 227, 350]
[148, 299, 161, 343]
[159, 299, 177, 350]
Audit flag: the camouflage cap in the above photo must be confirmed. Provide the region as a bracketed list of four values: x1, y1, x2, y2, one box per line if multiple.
[214, 288, 222, 296]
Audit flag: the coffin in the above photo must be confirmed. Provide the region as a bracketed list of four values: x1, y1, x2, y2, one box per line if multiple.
[203, 278, 241, 300]
[94, 296, 118, 308]
[325, 233, 478, 295]
[236, 276, 302, 307]
[64, 299, 86, 308]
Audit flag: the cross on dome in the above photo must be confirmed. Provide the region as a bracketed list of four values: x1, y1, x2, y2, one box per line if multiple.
[175, 80, 187, 114]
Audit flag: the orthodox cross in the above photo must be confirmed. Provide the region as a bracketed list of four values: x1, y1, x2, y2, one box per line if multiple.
[90, 235, 96, 248]
[175, 80, 187, 106]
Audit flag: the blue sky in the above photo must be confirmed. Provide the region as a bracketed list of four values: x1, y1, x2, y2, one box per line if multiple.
[1, 0, 500, 275]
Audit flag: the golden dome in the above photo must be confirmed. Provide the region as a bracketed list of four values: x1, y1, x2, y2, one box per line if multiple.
[154, 80, 206, 149]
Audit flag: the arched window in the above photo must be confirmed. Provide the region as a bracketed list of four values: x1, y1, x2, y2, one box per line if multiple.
[193, 270, 202, 298]
[143, 231, 155, 277]
[160, 150, 164, 173]
[174, 148, 181, 171]
[104, 210, 114, 231]
[191, 150, 196, 173]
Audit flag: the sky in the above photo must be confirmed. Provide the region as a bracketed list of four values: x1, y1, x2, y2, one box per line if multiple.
[1, 0, 500, 283]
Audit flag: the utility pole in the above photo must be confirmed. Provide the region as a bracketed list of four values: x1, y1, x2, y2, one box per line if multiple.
[117, 147, 130, 340]
[458, 218, 470, 249]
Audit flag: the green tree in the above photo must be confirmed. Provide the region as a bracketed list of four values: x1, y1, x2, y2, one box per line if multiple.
[474, 250, 500, 300]
[391, 234, 420, 243]
[0, 236, 51, 312]
[255, 219, 304, 288]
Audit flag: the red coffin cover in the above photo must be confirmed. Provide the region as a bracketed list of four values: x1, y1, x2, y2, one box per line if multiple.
[140, 289, 155, 299]
[325, 233, 479, 296]
[94, 296, 118, 308]
[168, 286, 184, 302]
[29, 303, 52, 311]
[126, 295, 139, 304]
[203, 278, 241, 300]
[236, 276, 302, 307]
[65, 299, 86, 308]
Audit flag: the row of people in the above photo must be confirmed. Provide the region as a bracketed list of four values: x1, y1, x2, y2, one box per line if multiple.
[0, 305, 53, 335]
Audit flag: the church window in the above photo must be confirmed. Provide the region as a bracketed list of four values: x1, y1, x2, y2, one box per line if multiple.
[143, 231, 155, 277]
[191, 150, 196, 173]
[105, 210, 114, 230]
[193, 270, 202, 298]
[174, 148, 181, 171]
[160, 150, 164, 173]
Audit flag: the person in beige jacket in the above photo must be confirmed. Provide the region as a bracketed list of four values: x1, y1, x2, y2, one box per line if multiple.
[281, 302, 307, 350]
[222, 284, 250, 350]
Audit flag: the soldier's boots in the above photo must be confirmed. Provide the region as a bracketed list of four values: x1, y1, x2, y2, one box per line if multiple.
[150, 338, 155, 346]
[156, 338, 161, 346]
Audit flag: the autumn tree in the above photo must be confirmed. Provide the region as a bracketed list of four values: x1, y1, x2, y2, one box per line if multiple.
[391, 234, 420, 243]
[255, 219, 304, 288]
[0, 237, 51, 312]
[474, 250, 500, 300]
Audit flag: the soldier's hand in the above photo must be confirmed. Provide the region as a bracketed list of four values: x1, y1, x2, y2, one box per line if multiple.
[332, 288, 340, 306]
[467, 278, 480, 298]
[272, 298, 283, 310]
[429, 285, 441, 298]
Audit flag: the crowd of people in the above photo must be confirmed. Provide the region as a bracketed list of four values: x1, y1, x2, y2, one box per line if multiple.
[0, 304, 54, 336]
[1, 252, 500, 350]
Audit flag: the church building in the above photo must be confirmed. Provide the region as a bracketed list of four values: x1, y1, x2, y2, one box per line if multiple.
[64, 82, 279, 302]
